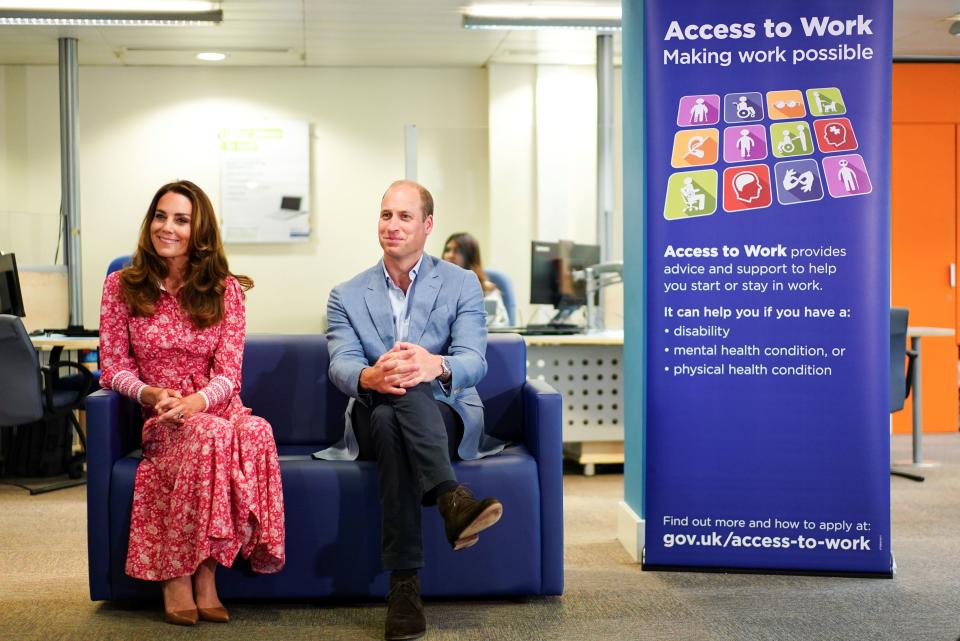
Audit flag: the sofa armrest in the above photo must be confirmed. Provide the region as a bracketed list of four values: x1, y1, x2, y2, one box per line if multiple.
[522, 378, 563, 595]
[85, 389, 138, 600]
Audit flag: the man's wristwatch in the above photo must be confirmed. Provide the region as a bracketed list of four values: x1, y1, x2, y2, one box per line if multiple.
[439, 356, 452, 384]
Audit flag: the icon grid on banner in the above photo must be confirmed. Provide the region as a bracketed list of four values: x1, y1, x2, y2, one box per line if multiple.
[664, 87, 871, 220]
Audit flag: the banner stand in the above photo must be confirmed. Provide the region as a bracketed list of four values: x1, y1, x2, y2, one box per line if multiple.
[635, 0, 893, 577]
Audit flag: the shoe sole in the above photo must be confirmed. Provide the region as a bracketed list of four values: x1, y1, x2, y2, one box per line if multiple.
[453, 533, 480, 551]
[385, 631, 426, 641]
[455, 501, 503, 546]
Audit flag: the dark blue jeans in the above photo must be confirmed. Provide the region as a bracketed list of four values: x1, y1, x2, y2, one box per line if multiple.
[352, 383, 463, 570]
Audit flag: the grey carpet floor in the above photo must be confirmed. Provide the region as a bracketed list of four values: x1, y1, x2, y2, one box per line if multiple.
[1, 433, 958, 641]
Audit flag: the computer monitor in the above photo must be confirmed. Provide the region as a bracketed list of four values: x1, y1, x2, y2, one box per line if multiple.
[0, 252, 25, 317]
[530, 240, 601, 318]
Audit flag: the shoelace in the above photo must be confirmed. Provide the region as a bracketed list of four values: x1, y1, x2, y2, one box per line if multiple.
[388, 579, 420, 607]
[390, 577, 418, 593]
[447, 487, 474, 509]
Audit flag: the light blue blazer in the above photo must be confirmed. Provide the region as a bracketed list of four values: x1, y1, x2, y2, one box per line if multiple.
[314, 253, 506, 461]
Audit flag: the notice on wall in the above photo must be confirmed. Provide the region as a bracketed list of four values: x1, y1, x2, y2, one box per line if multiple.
[641, 0, 892, 575]
[220, 120, 310, 244]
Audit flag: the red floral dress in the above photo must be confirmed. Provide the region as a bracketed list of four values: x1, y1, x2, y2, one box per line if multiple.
[99, 272, 285, 581]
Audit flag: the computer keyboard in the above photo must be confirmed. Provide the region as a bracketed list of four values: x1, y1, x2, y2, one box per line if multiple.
[521, 324, 582, 335]
[40, 326, 100, 337]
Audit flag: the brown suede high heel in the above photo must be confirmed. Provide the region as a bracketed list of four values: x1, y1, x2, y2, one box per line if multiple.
[198, 606, 230, 623]
[164, 609, 199, 626]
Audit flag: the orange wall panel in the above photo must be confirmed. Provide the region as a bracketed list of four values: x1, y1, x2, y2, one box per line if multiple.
[892, 64, 960, 434]
[893, 64, 960, 123]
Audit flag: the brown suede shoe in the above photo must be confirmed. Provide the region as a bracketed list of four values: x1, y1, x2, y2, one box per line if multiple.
[437, 485, 503, 550]
[385, 574, 426, 641]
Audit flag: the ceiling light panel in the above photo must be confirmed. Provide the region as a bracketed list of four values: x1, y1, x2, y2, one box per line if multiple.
[463, 3, 621, 31]
[464, 3, 621, 20]
[0, 1, 218, 10]
[0, 0, 221, 25]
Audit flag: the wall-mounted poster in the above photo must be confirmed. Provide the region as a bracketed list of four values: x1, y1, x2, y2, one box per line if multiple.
[219, 121, 310, 243]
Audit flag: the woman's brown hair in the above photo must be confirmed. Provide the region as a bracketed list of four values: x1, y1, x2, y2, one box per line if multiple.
[444, 232, 495, 293]
[118, 180, 252, 328]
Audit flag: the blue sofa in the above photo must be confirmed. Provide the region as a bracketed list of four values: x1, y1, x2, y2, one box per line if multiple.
[85, 333, 563, 600]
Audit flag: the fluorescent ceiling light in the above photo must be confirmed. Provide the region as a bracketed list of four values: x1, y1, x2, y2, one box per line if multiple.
[463, 3, 621, 31]
[196, 51, 226, 61]
[0, 0, 221, 25]
[0, 1, 217, 10]
[465, 4, 621, 20]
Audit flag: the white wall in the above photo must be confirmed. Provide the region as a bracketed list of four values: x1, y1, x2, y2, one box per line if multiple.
[1, 65, 62, 265]
[487, 63, 623, 327]
[0, 67, 6, 237]
[488, 64, 538, 324]
[1, 61, 623, 333]
[535, 65, 598, 244]
[0, 65, 489, 332]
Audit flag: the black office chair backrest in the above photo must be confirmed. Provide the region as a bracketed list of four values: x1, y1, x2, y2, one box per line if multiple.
[0, 314, 44, 426]
[889, 307, 909, 413]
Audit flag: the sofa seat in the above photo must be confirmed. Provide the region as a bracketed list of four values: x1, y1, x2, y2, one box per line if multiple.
[106, 445, 541, 599]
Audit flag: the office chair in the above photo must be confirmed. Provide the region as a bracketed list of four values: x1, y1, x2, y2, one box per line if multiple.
[889, 307, 922, 482]
[0, 314, 95, 494]
[485, 268, 517, 326]
[106, 254, 132, 275]
[46, 254, 126, 394]
[42, 254, 128, 440]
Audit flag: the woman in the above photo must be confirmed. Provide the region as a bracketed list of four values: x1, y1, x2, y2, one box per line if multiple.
[441, 232, 509, 327]
[99, 180, 285, 626]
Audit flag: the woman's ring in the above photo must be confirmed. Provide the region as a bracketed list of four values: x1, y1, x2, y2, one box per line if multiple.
[177, 411, 184, 420]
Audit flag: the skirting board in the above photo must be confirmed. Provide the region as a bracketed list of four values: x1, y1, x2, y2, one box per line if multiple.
[617, 500, 645, 563]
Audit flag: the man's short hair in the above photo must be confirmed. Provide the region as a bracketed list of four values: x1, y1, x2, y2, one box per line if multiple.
[384, 180, 434, 220]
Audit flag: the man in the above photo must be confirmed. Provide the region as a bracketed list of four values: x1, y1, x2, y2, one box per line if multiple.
[315, 180, 505, 640]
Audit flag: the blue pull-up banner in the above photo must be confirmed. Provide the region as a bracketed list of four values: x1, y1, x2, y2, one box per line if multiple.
[642, 0, 892, 574]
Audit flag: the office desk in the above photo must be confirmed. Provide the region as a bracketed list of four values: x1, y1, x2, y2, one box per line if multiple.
[29, 335, 99, 377]
[524, 330, 624, 474]
[896, 326, 955, 469]
[30, 335, 99, 353]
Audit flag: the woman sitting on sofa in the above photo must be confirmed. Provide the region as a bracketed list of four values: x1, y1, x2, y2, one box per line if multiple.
[98, 180, 285, 626]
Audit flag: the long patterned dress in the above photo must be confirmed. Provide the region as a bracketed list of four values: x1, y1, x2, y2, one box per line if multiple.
[99, 271, 285, 581]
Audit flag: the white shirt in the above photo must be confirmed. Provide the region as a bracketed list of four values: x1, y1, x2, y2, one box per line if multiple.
[382, 254, 423, 343]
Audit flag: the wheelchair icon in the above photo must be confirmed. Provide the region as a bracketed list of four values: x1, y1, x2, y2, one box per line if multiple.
[776, 124, 810, 155]
[734, 96, 756, 120]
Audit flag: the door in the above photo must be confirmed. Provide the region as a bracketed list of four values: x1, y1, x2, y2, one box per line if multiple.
[891, 123, 957, 433]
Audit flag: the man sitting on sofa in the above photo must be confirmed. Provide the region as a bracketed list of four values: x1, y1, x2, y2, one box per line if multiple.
[315, 179, 506, 641]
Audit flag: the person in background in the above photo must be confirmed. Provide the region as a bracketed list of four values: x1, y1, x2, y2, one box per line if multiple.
[98, 180, 285, 626]
[441, 232, 509, 328]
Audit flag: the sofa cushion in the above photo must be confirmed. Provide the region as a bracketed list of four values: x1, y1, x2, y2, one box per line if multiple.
[241, 335, 348, 446]
[106, 445, 541, 599]
[241, 333, 528, 448]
